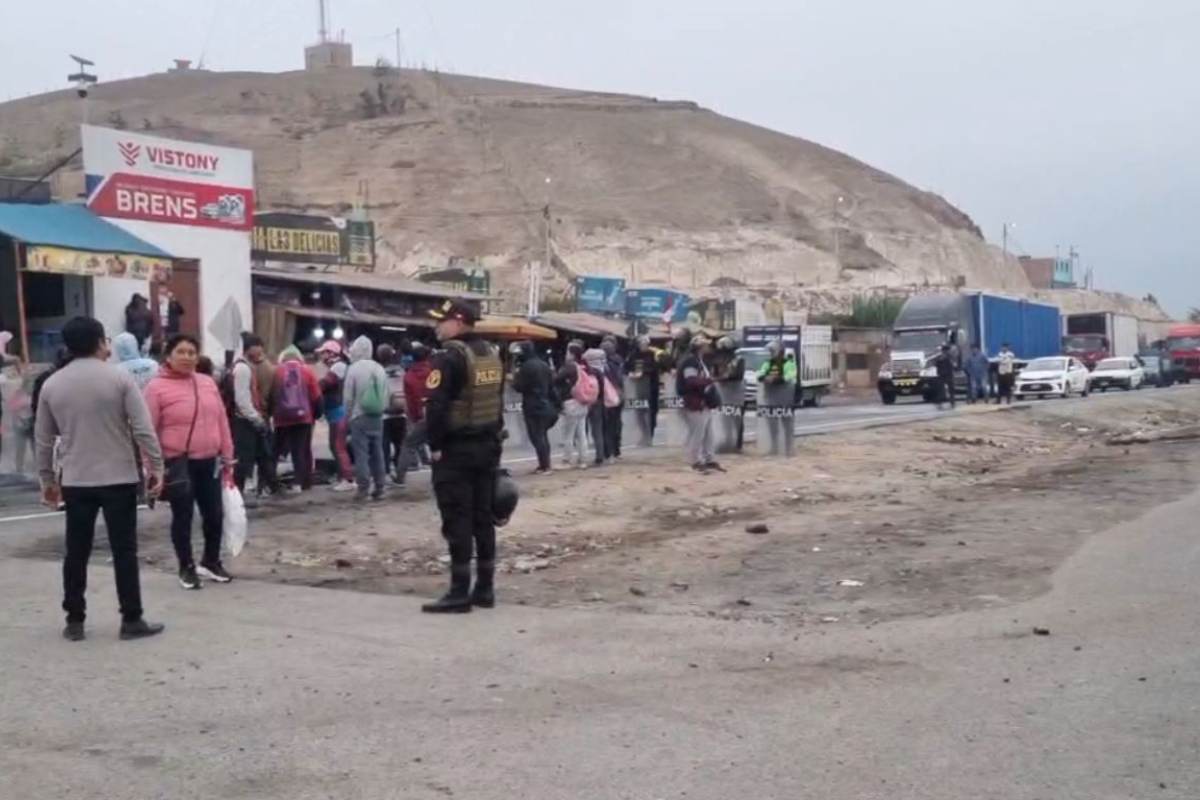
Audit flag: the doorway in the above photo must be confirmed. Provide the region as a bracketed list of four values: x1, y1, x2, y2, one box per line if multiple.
[151, 259, 200, 346]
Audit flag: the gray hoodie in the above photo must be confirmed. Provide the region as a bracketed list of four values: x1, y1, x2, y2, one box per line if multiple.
[342, 335, 389, 420]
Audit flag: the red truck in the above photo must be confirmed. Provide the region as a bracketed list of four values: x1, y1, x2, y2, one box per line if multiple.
[1166, 324, 1200, 383]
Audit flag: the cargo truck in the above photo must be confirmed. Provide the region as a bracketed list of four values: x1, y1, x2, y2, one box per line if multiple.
[1165, 324, 1200, 383]
[877, 292, 1062, 405]
[1061, 312, 1139, 369]
[739, 325, 833, 408]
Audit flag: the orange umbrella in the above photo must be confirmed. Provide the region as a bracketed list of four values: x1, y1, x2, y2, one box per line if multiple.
[475, 317, 558, 341]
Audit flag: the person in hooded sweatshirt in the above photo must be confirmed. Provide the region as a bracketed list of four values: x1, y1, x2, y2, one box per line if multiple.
[272, 345, 322, 492]
[582, 347, 609, 466]
[510, 340, 557, 474]
[600, 336, 625, 461]
[112, 332, 160, 392]
[342, 335, 389, 500]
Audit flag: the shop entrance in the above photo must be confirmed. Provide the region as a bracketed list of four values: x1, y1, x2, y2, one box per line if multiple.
[150, 258, 200, 344]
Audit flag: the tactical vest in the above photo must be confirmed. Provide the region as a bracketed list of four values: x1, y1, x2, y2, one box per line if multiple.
[445, 339, 504, 432]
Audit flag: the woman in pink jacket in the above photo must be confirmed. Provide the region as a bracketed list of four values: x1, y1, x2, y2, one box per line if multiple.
[144, 334, 234, 590]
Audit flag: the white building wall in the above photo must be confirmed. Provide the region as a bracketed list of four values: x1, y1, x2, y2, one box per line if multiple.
[93, 219, 252, 357]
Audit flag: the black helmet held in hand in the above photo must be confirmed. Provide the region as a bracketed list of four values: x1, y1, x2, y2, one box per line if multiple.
[493, 469, 520, 527]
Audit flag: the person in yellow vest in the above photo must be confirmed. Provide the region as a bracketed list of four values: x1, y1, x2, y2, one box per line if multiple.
[421, 299, 506, 614]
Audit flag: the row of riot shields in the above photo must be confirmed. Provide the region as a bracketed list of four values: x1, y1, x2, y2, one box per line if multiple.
[502, 376, 795, 457]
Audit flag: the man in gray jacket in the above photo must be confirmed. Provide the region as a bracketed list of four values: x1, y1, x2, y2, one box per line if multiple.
[36, 316, 166, 642]
[343, 335, 389, 500]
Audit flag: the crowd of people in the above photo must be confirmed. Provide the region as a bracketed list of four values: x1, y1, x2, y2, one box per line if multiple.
[2, 302, 822, 633]
[16, 309, 459, 638]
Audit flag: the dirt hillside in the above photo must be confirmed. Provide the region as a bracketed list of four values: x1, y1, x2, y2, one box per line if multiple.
[0, 67, 1039, 302]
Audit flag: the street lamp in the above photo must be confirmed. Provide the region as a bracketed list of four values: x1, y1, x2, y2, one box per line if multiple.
[1001, 222, 1016, 265]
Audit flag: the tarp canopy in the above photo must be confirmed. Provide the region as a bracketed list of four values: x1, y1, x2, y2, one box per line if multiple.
[0, 203, 172, 257]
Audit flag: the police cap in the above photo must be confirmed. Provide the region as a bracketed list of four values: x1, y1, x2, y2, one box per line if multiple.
[429, 299, 480, 325]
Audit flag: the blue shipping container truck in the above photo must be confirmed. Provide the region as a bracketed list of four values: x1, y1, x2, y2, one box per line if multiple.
[878, 292, 1062, 404]
[970, 293, 1061, 361]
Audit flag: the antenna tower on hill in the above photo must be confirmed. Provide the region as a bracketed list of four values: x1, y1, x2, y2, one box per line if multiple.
[305, 0, 353, 70]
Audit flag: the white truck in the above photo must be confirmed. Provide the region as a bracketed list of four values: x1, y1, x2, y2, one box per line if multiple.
[738, 325, 833, 408]
[1061, 312, 1139, 370]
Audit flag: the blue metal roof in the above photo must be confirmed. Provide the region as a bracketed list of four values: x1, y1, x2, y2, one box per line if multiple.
[0, 203, 172, 258]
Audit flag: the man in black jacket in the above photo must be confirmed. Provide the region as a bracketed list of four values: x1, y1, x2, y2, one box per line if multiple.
[510, 341, 557, 474]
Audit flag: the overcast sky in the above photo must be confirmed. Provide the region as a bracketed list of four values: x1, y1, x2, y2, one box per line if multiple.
[2, 0, 1197, 314]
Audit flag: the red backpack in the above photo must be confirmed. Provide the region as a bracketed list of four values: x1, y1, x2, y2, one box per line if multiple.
[275, 362, 311, 424]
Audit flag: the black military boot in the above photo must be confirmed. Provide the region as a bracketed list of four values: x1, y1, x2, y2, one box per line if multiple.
[472, 562, 496, 609]
[422, 567, 473, 614]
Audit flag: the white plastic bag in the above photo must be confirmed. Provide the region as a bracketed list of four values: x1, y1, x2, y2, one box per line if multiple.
[222, 483, 248, 558]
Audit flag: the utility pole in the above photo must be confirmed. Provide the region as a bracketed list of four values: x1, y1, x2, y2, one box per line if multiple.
[318, 0, 329, 42]
[395, 28, 402, 69]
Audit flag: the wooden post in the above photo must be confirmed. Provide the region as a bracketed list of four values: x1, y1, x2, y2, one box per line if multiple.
[12, 240, 30, 363]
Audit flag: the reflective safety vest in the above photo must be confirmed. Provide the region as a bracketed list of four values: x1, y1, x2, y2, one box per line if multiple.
[445, 339, 504, 432]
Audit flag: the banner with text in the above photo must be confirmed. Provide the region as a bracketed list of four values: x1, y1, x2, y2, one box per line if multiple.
[82, 125, 255, 230]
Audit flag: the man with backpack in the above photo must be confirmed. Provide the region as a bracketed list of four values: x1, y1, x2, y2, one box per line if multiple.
[342, 335, 389, 501]
[554, 341, 597, 469]
[272, 346, 322, 492]
[378, 344, 409, 479]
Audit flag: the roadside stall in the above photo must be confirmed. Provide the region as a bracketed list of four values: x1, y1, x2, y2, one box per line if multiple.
[0, 203, 173, 363]
[251, 268, 483, 356]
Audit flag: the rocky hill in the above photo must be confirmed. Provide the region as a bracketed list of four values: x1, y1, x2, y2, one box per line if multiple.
[0, 67, 1164, 320]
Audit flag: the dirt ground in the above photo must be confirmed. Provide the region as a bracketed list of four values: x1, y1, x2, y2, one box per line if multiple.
[16, 391, 1200, 627]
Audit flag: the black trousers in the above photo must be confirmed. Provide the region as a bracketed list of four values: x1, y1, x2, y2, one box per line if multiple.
[523, 412, 553, 470]
[938, 375, 956, 408]
[383, 416, 408, 472]
[275, 424, 314, 490]
[604, 406, 623, 458]
[432, 440, 501, 571]
[997, 374, 1015, 404]
[62, 483, 143, 624]
[233, 416, 277, 494]
[586, 403, 606, 464]
[169, 458, 224, 569]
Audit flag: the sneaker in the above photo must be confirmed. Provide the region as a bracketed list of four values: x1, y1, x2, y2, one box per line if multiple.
[119, 619, 166, 641]
[354, 489, 370, 502]
[533, 467, 551, 476]
[286, 485, 303, 496]
[704, 461, 727, 473]
[331, 480, 357, 493]
[197, 562, 232, 584]
[179, 565, 202, 590]
[390, 474, 406, 487]
[691, 462, 710, 472]
[370, 487, 386, 501]
[62, 621, 85, 642]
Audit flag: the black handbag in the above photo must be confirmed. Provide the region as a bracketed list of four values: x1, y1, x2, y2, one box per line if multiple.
[161, 377, 199, 502]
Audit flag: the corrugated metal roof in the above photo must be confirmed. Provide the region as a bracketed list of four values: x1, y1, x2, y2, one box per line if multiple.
[0, 203, 172, 257]
[251, 267, 485, 301]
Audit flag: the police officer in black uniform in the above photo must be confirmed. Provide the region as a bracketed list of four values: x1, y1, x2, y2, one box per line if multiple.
[421, 299, 506, 614]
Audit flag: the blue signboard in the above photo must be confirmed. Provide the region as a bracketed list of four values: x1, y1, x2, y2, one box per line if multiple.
[625, 288, 690, 323]
[576, 276, 627, 313]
